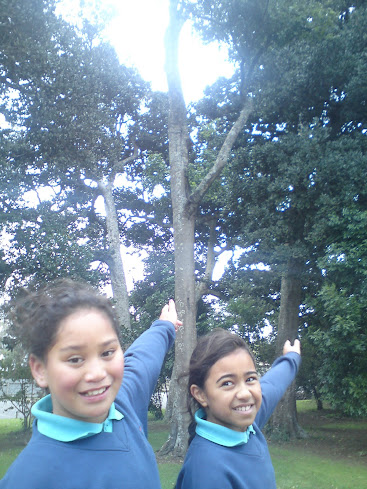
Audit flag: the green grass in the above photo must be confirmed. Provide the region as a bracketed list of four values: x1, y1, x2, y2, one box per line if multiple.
[1, 406, 367, 489]
[148, 425, 170, 451]
[158, 463, 182, 489]
[271, 445, 367, 489]
[0, 419, 26, 479]
[0, 418, 23, 436]
[296, 399, 320, 412]
[148, 419, 182, 488]
[320, 421, 367, 430]
[0, 448, 22, 479]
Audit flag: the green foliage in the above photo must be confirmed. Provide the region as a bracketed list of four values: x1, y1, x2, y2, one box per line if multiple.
[308, 207, 367, 415]
[129, 249, 176, 419]
[192, 1, 367, 419]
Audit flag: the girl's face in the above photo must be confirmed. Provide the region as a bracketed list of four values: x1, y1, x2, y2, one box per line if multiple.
[191, 348, 262, 432]
[30, 309, 124, 424]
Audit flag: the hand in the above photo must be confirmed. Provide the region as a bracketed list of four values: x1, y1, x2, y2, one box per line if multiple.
[159, 299, 183, 332]
[283, 339, 301, 356]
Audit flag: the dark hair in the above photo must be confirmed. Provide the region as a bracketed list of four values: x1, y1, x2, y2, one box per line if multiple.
[188, 328, 256, 422]
[12, 279, 120, 360]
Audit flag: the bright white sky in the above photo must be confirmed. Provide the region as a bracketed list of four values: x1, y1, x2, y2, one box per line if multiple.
[58, 0, 235, 102]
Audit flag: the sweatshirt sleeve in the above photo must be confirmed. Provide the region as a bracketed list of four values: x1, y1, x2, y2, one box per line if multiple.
[120, 319, 175, 430]
[256, 352, 301, 429]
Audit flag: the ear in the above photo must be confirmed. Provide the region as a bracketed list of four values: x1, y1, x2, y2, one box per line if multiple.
[29, 354, 48, 389]
[190, 384, 208, 408]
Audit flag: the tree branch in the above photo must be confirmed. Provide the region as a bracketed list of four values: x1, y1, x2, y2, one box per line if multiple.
[187, 97, 253, 214]
[196, 217, 217, 301]
[109, 143, 139, 183]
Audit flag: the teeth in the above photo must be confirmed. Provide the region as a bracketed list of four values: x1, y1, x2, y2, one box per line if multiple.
[235, 405, 251, 412]
[84, 387, 106, 396]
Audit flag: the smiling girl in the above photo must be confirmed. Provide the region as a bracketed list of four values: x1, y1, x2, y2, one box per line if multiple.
[0, 279, 181, 489]
[176, 328, 301, 489]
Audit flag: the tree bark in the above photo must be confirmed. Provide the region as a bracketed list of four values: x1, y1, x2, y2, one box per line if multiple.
[159, 0, 196, 456]
[98, 180, 131, 330]
[268, 260, 306, 439]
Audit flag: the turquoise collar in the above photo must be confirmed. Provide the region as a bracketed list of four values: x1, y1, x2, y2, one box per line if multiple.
[32, 394, 124, 442]
[195, 408, 256, 447]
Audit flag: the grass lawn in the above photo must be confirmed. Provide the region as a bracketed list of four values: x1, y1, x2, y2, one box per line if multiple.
[271, 400, 367, 489]
[1, 400, 366, 488]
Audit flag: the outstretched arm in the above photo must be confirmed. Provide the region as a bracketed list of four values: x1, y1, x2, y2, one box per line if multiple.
[257, 340, 301, 428]
[159, 299, 183, 332]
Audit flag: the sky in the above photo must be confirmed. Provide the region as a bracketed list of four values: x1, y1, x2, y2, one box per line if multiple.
[58, 0, 235, 103]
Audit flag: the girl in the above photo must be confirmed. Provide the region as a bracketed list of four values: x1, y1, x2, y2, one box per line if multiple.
[176, 328, 301, 489]
[0, 279, 181, 489]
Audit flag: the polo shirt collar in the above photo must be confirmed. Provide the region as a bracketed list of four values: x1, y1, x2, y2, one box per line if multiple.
[195, 408, 256, 447]
[32, 394, 123, 442]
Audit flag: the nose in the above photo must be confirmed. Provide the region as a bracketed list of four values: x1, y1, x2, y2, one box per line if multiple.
[84, 358, 107, 383]
[235, 382, 252, 401]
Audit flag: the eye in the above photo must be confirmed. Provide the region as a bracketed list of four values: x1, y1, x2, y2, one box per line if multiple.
[246, 375, 258, 383]
[102, 349, 115, 358]
[221, 380, 234, 387]
[68, 356, 83, 365]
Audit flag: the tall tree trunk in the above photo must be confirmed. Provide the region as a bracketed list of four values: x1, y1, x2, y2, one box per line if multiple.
[160, 0, 197, 457]
[268, 260, 305, 439]
[99, 180, 131, 330]
[161, 0, 253, 457]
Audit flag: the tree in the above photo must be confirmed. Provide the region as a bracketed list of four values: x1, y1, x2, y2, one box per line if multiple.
[160, 0, 367, 444]
[1, 0, 152, 329]
[309, 200, 367, 416]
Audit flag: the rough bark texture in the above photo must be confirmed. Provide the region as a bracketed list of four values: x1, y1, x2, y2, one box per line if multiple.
[268, 261, 306, 439]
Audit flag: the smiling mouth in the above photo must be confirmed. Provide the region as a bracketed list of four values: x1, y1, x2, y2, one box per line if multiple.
[234, 405, 253, 412]
[82, 387, 108, 397]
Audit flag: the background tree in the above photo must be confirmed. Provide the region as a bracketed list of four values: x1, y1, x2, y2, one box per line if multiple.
[157, 0, 367, 448]
[0, 0, 152, 330]
[161, 0, 255, 456]
[308, 200, 367, 416]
